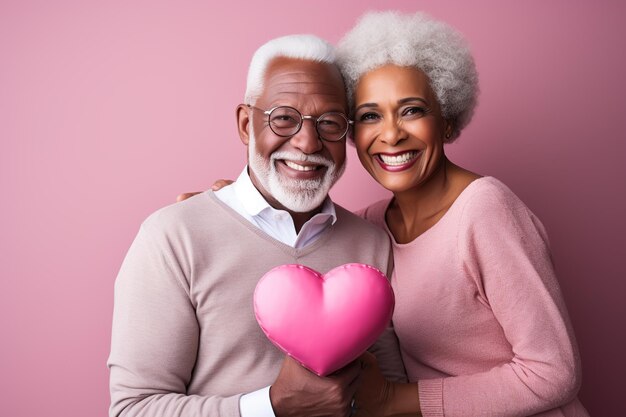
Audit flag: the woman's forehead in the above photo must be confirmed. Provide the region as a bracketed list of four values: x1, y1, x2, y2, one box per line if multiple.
[355, 65, 435, 102]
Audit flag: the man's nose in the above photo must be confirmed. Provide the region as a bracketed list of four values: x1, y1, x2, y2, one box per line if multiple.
[289, 119, 323, 154]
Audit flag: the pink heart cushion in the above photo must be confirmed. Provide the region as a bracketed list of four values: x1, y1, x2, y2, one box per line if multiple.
[254, 263, 395, 376]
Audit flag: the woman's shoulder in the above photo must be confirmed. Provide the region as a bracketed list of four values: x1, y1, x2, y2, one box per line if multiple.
[459, 176, 529, 216]
[457, 176, 549, 242]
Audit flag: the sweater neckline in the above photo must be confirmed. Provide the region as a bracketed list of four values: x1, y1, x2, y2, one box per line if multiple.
[382, 176, 491, 247]
[203, 190, 337, 258]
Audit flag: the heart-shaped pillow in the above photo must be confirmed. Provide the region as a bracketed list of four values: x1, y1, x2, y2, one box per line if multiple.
[254, 263, 394, 376]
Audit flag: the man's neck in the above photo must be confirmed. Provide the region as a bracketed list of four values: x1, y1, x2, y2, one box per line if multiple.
[289, 207, 323, 234]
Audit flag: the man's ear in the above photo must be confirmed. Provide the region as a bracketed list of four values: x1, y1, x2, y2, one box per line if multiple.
[236, 104, 251, 145]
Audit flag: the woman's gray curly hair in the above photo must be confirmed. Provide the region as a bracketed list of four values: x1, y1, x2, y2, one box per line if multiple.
[336, 11, 479, 142]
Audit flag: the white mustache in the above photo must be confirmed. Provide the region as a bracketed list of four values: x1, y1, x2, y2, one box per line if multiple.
[270, 151, 334, 168]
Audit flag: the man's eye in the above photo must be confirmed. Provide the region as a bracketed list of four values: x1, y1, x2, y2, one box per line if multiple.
[271, 115, 298, 125]
[319, 120, 339, 127]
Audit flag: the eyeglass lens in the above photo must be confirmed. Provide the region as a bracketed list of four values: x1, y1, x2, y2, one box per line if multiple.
[268, 106, 348, 141]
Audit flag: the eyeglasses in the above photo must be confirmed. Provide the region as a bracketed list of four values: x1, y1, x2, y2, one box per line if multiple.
[247, 105, 352, 142]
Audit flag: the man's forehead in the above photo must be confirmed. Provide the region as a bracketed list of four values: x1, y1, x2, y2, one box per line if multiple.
[265, 79, 346, 94]
[265, 59, 342, 87]
[260, 58, 347, 108]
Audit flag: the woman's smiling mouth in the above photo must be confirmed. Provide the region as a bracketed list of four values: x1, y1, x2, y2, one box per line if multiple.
[375, 151, 421, 172]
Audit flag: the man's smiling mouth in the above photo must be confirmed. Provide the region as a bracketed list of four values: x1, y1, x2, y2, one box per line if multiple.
[283, 160, 321, 172]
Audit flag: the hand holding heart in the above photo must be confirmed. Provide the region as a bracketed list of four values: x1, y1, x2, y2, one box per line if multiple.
[351, 352, 395, 417]
[270, 355, 362, 417]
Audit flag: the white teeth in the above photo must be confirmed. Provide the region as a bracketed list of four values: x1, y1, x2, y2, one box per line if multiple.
[284, 160, 317, 171]
[378, 151, 418, 166]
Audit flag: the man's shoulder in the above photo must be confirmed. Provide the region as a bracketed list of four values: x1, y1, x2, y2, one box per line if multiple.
[331, 203, 392, 275]
[140, 191, 221, 234]
[333, 203, 387, 239]
[337, 199, 391, 232]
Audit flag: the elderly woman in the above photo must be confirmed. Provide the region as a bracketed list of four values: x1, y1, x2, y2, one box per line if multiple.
[337, 12, 588, 417]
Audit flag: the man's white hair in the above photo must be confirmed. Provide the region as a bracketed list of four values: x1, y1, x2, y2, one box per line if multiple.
[336, 11, 479, 142]
[244, 34, 336, 104]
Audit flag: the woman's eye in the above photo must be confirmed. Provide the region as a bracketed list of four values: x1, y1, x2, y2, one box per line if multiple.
[402, 106, 427, 117]
[358, 112, 380, 122]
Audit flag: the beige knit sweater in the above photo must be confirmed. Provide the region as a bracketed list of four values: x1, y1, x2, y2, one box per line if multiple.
[108, 191, 405, 417]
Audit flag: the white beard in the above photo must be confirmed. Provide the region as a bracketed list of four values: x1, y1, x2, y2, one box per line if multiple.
[248, 130, 345, 213]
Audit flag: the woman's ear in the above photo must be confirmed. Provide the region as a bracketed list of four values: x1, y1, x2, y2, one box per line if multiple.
[236, 104, 251, 145]
[444, 121, 454, 141]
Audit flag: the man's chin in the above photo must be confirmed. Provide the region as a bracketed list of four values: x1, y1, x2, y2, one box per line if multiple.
[270, 180, 329, 213]
[274, 189, 327, 213]
[274, 163, 345, 213]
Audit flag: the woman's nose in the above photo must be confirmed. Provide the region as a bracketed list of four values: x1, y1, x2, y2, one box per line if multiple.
[379, 118, 405, 146]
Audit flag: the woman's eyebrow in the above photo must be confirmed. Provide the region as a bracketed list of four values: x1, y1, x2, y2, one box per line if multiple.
[356, 97, 430, 111]
[398, 97, 429, 105]
[355, 102, 378, 111]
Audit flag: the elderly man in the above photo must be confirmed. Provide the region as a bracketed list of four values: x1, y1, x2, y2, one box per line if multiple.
[108, 35, 404, 417]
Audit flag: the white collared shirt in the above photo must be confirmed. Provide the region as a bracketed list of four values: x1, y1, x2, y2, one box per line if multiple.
[214, 167, 337, 416]
[215, 167, 337, 248]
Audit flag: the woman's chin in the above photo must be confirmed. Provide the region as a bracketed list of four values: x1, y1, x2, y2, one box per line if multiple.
[374, 175, 420, 194]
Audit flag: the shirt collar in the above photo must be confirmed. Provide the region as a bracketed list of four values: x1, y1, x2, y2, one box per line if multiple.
[233, 167, 337, 224]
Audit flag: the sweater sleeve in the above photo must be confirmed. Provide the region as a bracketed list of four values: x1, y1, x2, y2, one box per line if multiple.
[419, 187, 582, 417]
[369, 326, 408, 383]
[107, 220, 241, 417]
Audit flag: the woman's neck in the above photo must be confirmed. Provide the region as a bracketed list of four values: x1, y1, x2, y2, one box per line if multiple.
[387, 158, 479, 243]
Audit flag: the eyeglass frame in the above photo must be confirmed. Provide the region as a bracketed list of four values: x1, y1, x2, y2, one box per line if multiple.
[246, 104, 353, 142]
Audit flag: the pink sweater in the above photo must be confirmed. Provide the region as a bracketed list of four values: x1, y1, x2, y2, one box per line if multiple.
[361, 177, 588, 417]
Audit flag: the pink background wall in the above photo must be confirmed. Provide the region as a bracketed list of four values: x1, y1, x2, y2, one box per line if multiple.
[1, 1, 624, 415]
